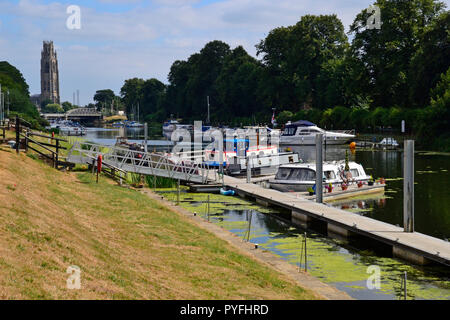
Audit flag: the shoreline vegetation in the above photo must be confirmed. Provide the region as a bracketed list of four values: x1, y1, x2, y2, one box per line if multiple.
[0, 140, 340, 299]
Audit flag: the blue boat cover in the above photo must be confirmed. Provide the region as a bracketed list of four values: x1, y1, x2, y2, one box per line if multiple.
[289, 120, 316, 127]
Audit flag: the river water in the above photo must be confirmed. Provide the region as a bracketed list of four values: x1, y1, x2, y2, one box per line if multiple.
[82, 127, 450, 299]
[83, 127, 450, 241]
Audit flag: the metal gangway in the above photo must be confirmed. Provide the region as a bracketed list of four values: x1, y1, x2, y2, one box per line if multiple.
[67, 141, 215, 184]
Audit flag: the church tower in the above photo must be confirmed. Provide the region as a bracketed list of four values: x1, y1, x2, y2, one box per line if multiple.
[40, 41, 60, 105]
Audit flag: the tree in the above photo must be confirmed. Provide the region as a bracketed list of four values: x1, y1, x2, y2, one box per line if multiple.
[120, 78, 144, 115]
[214, 46, 265, 120]
[165, 41, 232, 121]
[0, 61, 41, 121]
[348, 0, 446, 109]
[42, 103, 64, 113]
[410, 10, 450, 108]
[140, 79, 166, 121]
[62, 101, 76, 112]
[94, 89, 115, 112]
[257, 15, 348, 110]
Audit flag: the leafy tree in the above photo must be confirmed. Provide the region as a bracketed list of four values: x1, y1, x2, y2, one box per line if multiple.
[62, 101, 76, 112]
[120, 78, 144, 115]
[410, 10, 450, 108]
[257, 15, 348, 110]
[0, 61, 42, 123]
[94, 89, 115, 111]
[141, 78, 166, 121]
[42, 103, 64, 113]
[348, 0, 446, 109]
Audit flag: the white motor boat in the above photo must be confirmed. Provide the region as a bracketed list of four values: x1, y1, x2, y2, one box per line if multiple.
[379, 137, 399, 148]
[47, 120, 86, 136]
[162, 120, 193, 140]
[269, 161, 371, 192]
[280, 120, 355, 145]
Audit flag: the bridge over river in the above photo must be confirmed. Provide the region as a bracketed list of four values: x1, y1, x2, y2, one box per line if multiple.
[41, 108, 102, 124]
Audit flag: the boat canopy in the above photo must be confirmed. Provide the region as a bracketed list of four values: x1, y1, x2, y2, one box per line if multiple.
[287, 120, 316, 127]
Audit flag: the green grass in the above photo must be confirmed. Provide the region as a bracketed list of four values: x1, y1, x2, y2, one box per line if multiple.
[0, 149, 318, 299]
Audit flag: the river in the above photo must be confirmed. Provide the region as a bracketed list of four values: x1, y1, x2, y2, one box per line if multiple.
[81, 127, 450, 299]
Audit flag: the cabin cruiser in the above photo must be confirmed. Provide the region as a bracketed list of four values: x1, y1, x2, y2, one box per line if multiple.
[379, 137, 399, 148]
[126, 121, 144, 128]
[162, 120, 193, 140]
[47, 120, 86, 136]
[203, 126, 299, 175]
[280, 120, 355, 145]
[269, 161, 370, 192]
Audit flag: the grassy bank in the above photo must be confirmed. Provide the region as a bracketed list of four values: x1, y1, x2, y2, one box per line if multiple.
[0, 146, 318, 299]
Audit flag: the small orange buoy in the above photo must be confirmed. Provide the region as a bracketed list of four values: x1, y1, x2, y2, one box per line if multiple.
[349, 142, 356, 149]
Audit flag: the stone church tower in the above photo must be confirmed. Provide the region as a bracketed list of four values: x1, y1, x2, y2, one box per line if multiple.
[40, 41, 60, 104]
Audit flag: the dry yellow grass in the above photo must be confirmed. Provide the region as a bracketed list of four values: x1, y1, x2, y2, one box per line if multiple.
[0, 146, 318, 300]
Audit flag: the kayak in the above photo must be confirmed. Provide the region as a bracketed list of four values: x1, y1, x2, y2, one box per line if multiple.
[220, 188, 235, 196]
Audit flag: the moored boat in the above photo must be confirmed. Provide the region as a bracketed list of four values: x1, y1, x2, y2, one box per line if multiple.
[269, 161, 371, 192]
[280, 120, 355, 145]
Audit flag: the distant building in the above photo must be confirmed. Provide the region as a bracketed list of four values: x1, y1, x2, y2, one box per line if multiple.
[40, 41, 60, 105]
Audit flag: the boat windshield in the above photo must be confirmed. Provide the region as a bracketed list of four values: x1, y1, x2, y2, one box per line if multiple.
[276, 168, 316, 181]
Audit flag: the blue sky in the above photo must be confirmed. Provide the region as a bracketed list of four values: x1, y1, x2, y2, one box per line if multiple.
[0, 0, 448, 105]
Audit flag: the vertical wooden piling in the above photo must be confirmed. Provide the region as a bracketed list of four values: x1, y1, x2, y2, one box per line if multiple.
[15, 115, 19, 154]
[304, 232, 307, 272]
[315, 134, 323, 203]
[403, 140, 414, 232]
[246, 155, 251, 183]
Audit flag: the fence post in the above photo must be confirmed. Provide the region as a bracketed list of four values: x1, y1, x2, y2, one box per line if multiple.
[15, 115, 20, 154]
[25, 130, 29, 152]
[55, 139, 59, 169]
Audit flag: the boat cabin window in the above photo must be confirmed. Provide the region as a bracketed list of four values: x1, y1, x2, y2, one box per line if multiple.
[309, 128, 321, 133]
[283, 127, 297, 136]
[324, 171, 336, 179]
[297, 129, 311, 136]
[276, 168, 293, 180]
[350, 169, 360, 177]
[289, 168, 316, 181]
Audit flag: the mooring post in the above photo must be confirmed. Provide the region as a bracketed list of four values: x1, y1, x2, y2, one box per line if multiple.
[55, 138, 59, 168]
[15, 115, 20, 154]
[403, 140, 414, 232]
[144, 123, 148, 153]
[304, 232, 307, 272]
[315, 134, 323, 203]
[246, 155, 251, 183]
[403, 271, 407, 300]
[219, 139, 224, 180]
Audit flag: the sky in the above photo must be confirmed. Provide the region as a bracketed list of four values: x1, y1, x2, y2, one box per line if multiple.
[0, 0, 448, 105]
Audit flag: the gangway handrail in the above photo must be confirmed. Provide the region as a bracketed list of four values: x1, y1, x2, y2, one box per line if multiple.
[67, 141, 213, 184]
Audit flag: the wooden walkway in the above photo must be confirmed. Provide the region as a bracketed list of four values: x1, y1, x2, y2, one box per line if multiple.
[220, 175, 450, 267]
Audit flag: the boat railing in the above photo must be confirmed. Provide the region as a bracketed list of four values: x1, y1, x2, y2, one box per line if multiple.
[326, 129, 356, 135]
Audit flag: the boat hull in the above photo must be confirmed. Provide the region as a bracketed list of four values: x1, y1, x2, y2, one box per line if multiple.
[280, 135, 353, 145]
